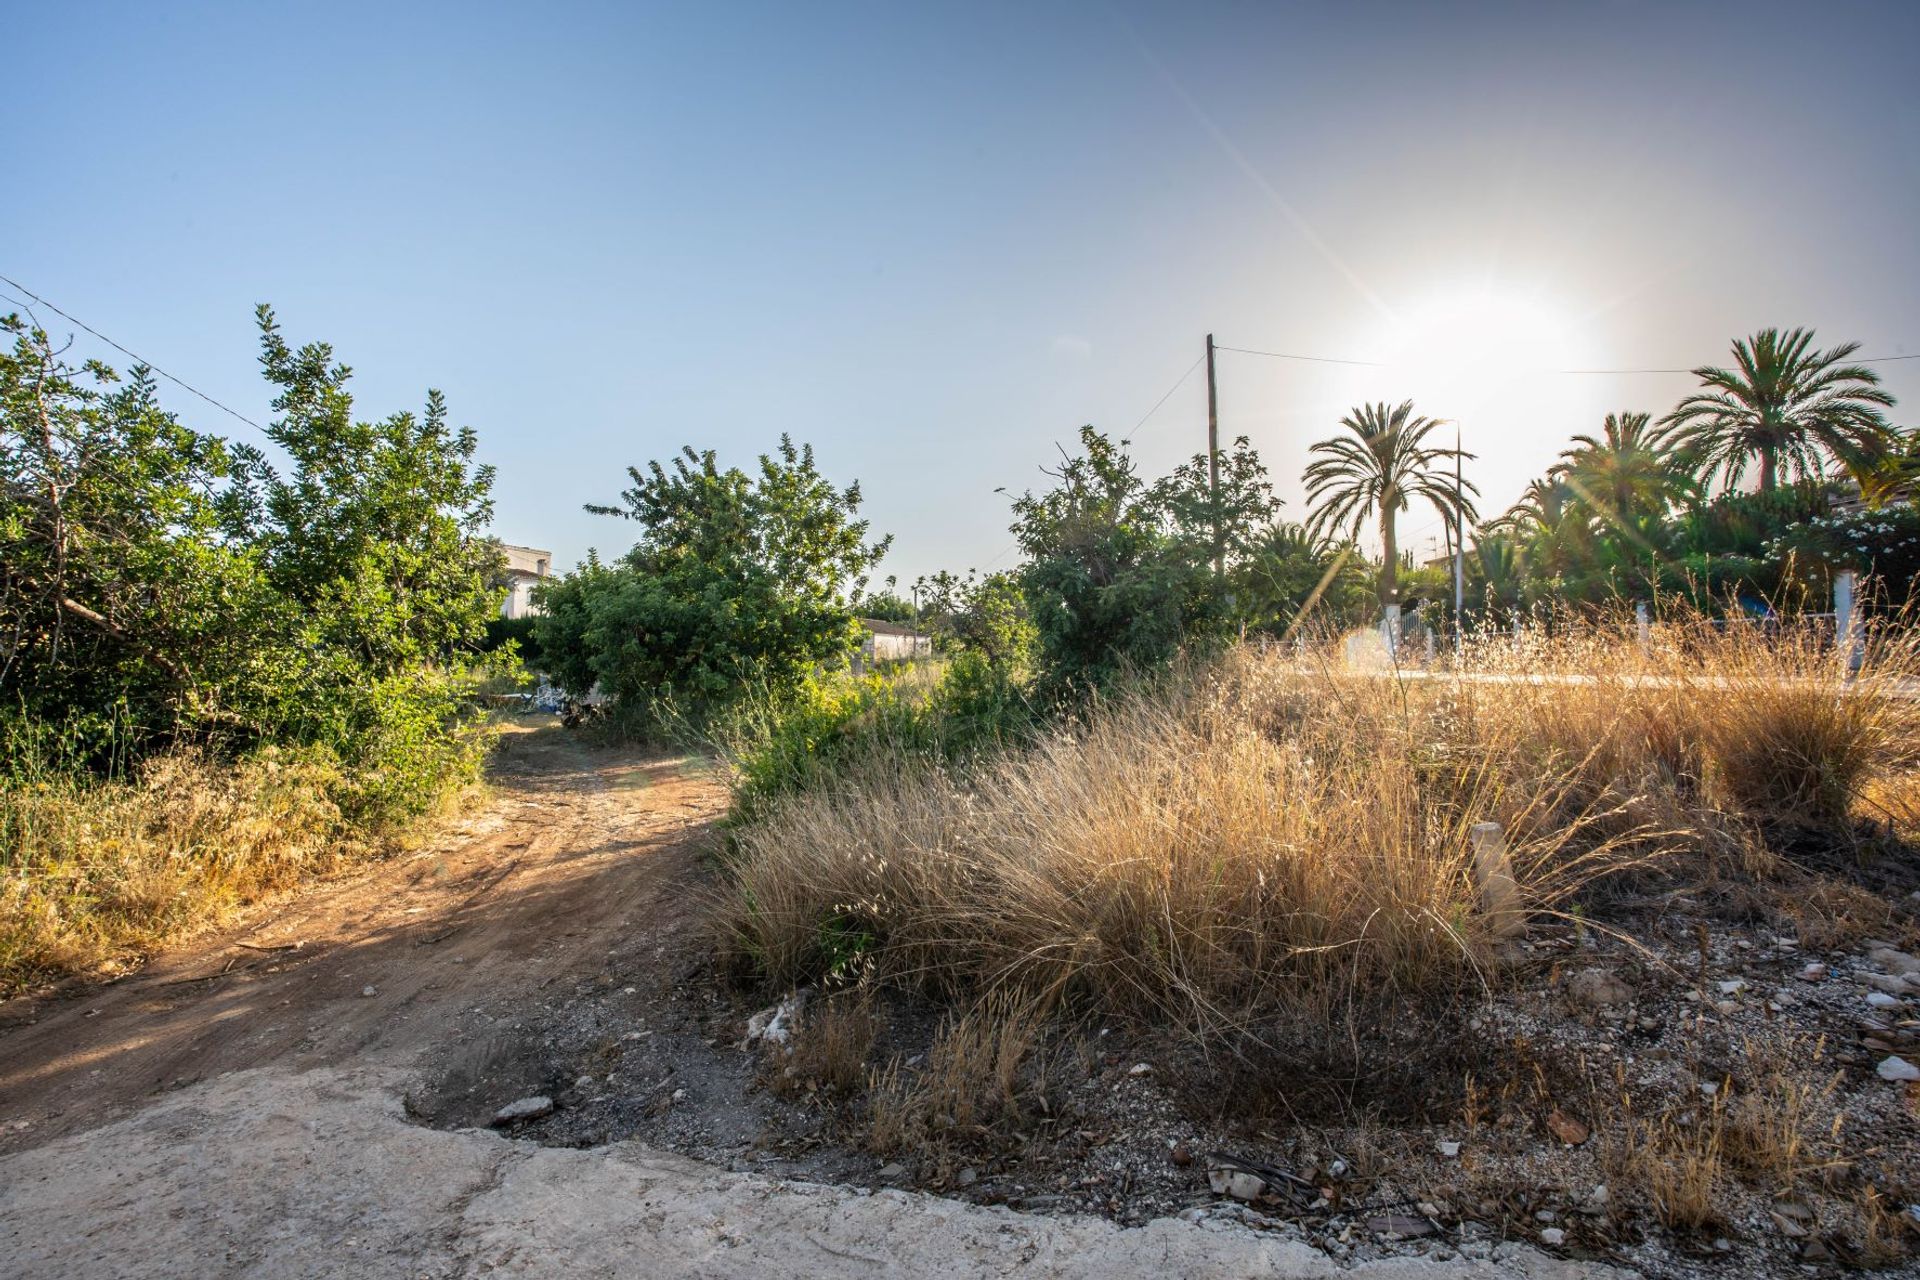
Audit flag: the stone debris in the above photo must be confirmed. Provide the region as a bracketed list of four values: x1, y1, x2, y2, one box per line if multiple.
[1566, 968, 1632, 1010]
[1875, 1055, 1920, 1082]
[742, 990, 809, 1049]
[491, 1095, 555, 1125]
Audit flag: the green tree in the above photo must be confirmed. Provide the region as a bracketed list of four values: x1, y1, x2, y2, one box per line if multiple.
[543, 437, 890, 721]
[1010, 426, 1277, 700]
[1557, 412, 1691, 529]
[0, 313, 276, 755]
[1659, 328, 1894, 494]
[1232, 521, 1371, 635]
[1304, 401, 1477, 610]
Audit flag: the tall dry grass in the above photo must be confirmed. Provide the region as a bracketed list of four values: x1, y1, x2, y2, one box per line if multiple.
[2, 749, 371, 992]
[724, 612, 1920, 1071]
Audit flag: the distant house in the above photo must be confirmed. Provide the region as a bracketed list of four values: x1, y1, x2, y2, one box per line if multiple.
[499, 544, 554, 619]
[857, 618, 932, 666]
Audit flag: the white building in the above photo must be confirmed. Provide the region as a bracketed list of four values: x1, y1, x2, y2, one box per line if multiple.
[499, 544, 554, 619]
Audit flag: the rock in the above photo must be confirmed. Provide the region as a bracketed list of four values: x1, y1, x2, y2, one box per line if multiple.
[1567, 968, 1632, 1010]
[1169, 1141, 1193, 1167]
[1864, 973, 1910, 994]
[1539, 1227, 1565, 1246]
[1770, 1212, 1808, 1238]
[1713, 1000, 1737, 1015]
[1799, 962, 1829, 981]
[1127, 1063, 1152, 1077]
[1868, 992, 1903, 1009]
[876, 1162, 907, 1180]
[1717, 979, 1746, 995]
[360, 986, 377, 998]
[743, 991, 809, 1048]
[1367, 1214, 1435, 1239]
[955, 1168, 978, 1188]
[491, 1095, 554, 1125]
[1223, 1171, 1265, 1201]
[1877, 1056, 1920, 1082]
[1545, 1108, 1590, 1146]
[1436, 1140, 1461, 1159]
[1870, 947, 1920, 977]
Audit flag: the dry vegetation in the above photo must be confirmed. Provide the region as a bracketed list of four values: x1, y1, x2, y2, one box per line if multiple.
[721, 612, 1920, 1264]
[729, 615, 1920, 1043]
[0, 746, 474, 994]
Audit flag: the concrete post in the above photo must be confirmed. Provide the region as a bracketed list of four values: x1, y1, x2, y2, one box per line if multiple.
[1470, 822, 1523, 941]
[1835, 570, 1864, 677]
[1635, 600, 1650, 652]
[1382, 603, 1401, 655]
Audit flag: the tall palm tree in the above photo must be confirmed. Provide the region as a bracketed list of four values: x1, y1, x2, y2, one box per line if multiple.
[1658, 328, 1894, 493]
[1558, 412, 1691, 526]
[1304, 400, 1478, 609]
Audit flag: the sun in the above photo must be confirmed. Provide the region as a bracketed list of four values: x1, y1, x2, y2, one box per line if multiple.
[1375, 284, 1576, 407]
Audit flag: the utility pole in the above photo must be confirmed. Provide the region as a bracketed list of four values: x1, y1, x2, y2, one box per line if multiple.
[1453, 423, 1465, 649]
[1206, 333, 1221, 578]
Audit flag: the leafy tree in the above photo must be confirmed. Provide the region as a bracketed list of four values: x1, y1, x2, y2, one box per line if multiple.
[1010, 426, 1277, 700]
[227, 307, 503, 678]
[1304, 401, 1477, 610]
[542, 437, 890, 720]
[1231, 521, 1371, 635]
[855, 579, 918, 624]
[0, 314, 269, 752]
[915, 569, 1034, 667]
[1659, 328, 1894, 494]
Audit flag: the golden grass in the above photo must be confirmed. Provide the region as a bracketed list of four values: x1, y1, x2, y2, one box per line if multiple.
[1, 748, 402, 993]
[724, 613, 1920, 1063]
[864, 993, 1048, 1164]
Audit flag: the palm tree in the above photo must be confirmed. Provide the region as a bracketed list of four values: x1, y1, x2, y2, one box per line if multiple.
[1658, 328, 1894, 494]
[1305, 401, 1478, 609]
[1557, 412, 1691, 527]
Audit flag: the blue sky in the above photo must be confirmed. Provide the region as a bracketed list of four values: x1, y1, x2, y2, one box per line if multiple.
[7, 1, 1918, 585]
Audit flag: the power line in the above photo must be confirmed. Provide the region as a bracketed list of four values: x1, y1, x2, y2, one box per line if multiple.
[0, 272, 270, 434]
[1126, 353, 1206, 436]
[1218, 342, 1920, 375]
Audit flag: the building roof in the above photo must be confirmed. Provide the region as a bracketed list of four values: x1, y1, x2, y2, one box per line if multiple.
[858, 618, 927, 638]
[500, 544, 554, 576]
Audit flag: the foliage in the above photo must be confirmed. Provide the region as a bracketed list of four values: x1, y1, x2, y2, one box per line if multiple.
[1231, 520, 1374, 635]
[1, 306, 504, 827]
[855, 582, 918, 624]
[1010, 426, 1277, 701]
[482, 614, 542, 667]
[537, 438, 890, 731]
[1305, 400, 1478, 607]
[1658, 328, 1894, 494]
[914, 569, 1034, 668]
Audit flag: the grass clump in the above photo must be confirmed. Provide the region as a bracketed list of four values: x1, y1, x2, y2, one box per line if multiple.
[722, 611, 1920, 1091]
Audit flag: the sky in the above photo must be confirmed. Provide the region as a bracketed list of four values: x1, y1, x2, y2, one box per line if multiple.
[7, 1, 1919, 585]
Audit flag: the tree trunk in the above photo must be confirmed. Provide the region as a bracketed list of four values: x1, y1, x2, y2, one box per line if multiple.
[1758, 448, 1777, 493]
[1379, 508, 1398, 606]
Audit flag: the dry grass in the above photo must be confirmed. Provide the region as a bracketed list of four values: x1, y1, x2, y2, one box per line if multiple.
[865, 993, 1049, 1165]
[767, 988, 881, 1099]
[1722, 1036, 1850, 1190]
[727, 614, 1920, 1075]
[0, 748, 417, 993]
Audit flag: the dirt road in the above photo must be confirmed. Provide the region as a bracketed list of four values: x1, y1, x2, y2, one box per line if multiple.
[0, 721, 726, 1156]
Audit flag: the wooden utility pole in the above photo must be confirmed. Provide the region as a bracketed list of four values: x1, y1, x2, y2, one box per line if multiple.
[1206, 333, 1220, 578]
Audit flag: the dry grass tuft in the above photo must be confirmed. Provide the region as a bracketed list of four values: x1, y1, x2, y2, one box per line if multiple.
[864, 993, 1049, 1165]
[768, 989, 881, 1099]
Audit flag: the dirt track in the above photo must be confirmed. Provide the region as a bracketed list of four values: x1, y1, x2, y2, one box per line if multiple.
[0, 721, 726, 1156]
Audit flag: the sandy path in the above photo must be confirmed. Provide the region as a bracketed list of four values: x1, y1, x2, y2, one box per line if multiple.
[0, 722, 724, 1155]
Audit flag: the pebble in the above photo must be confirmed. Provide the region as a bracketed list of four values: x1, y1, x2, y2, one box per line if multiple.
[1868, 992, 1903, 1009]
[1876, 1056, 1920, 1082]
[1799, 962, 1829, 982]
[1717, 978, 1746, 995]
[1567, 968, 1632, 1010]
[360, 986, 377, 998]
[1539, 1228, 1565, 1246]
[1871, 947, 1920, 977]
[1128, 1062, 1153, 1077]
[1436, 1140, 1461, 1159]
[491, 1095, 554, 1125]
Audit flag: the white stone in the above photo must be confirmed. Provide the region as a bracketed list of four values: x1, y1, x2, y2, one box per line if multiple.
[1868, 992, 1903, 1009]
[1539, 1228, 1565, 1246]
[491, 1095, 554, 1124]
[1436, 1140, 1460, 1158]
[1876, 1056, 1920, 1082]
